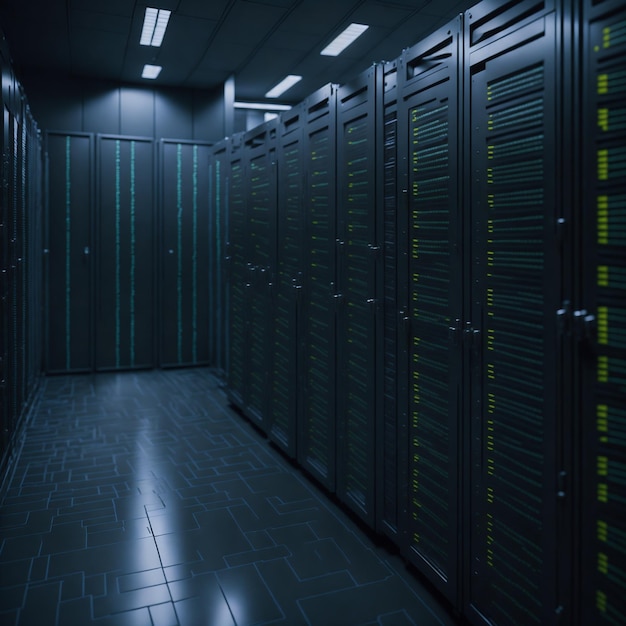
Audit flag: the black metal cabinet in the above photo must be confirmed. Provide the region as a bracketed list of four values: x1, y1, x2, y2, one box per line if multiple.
[396, 18, 463, 605]
[579, 1, 626, 624]
[0, 50, 42, 474]
[465, 3, 563, 624]
[335, 65, 383, 526]
[299, 84, 338, 491]
[45, 132, 93, 373]
[96, 135, 155, 371]
[227, 134, 247, 407]
[159, 140, 212, 367]
[269, 103, 306, 458]
[244, 122, 277, 429]
[378, 59, 403, 540]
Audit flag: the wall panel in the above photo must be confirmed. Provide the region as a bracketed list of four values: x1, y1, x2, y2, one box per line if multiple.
[96, 135, 155, 371]
[45, 132, 93, 373]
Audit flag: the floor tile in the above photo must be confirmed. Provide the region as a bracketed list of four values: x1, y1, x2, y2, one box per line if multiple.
[0, 369, 460, 626]
[217, 564, 283, 625]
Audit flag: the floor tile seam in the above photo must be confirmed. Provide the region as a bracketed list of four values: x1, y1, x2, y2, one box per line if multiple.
[283, 555, 358, 588]
[0, 382, 45, 508]
[143, 504, 184, 626]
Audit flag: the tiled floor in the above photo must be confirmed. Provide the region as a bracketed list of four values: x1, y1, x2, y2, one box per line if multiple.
[0, 369, 459, 626]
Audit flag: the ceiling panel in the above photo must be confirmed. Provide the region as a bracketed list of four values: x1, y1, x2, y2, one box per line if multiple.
[177, 0, 233, 20]
[72, 11, 132, 34]
[0, 0, 478, 104]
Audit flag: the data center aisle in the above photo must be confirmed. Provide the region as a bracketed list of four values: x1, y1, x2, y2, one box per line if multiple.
[0, 369, 459, 626]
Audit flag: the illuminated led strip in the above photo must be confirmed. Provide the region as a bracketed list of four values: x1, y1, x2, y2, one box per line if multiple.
[65, 136, 71, 370]
[130, 141, 136, 366]
[115, 140, 121, 368]
[192, 145, 198, 363]
[177, 143, 183, 363]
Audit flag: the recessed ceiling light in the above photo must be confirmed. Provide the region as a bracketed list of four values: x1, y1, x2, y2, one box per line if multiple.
[265, 75, 302, 99]
[235, 102, 292, 111]
[142, 64, 162, 79]
[320, 23, 369, 56]
[140, 7, 171, 47]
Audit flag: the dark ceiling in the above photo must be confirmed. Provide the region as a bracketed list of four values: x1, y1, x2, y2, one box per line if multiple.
[0, 0, 476, 105]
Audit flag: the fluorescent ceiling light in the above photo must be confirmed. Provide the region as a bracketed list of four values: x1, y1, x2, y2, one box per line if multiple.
[265, 75, 302, 98]
[142, 64, 162, 79]
[320, 23, 369, 56]
[235, 102, 292, 111]
[140, 7, 171, 47]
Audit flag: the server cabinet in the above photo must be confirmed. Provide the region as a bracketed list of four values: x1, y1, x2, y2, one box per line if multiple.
[335, 65, 382, 525]
[269, 103, 305, 457]
[24, 113, 42, 396]
[299, 84, 337, 490]
[45, 132, 93, 373]
[208, 138, 230, 376]
[396, 18, 463, 605]
[1, 107, 18, 446]
[378, 60, 403, 540]
[579, 1, 626, 624]
[465, 2, 563, 624]
[160, 140, 212, 367]
[96, 136, 154, 371]
[227, 133, 247, 407]
[0, 102, 7, 458]
[243, 121, 277, 429]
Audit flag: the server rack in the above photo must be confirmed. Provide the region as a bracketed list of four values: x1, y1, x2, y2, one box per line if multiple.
[242, 121, 278, 429]
[396, 17, 463, 605]
[269, 102, 306, 458]
[464, 1, 564, 623]
[0, 97, 7, 460]
[226, 133, 247, 407]
[159, 139, 212, 368]
[96, 135, 155, 371]
[335, 65, 383, 526]
[45, 132, 94, 373]
[0, 41, 42, 474]
[299, 84, 338, 491]
[208, 137, 231, 376]
[579, 1, 626, 623]
[378, 59, 403, 540]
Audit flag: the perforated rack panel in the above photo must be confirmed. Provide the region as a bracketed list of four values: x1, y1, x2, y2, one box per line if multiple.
[335, 66, 382, 525]
[580, 2, 626, 624]
[466, 3, 561, 623]
[227, 134, 247, 408]
[299, 85, 337, 490]
[269, 104, 305, 457]
[160, 140, 211, 368]
[397, 18, 462, 604]
[96, 136, 155, 371]
[244, 121, 277, 428]
[380, 60, 401, 539]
